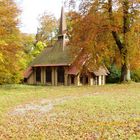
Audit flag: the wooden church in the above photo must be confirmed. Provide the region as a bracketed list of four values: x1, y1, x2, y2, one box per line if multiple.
[24, 7, 109, 86]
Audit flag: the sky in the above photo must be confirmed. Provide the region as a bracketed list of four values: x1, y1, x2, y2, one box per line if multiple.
[16, 0, 63, 34]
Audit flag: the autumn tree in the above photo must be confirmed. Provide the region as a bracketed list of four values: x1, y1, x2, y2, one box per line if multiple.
[20, 33, 36, 66]
[36, 12, 58, 46]
[0, 0, 23, 84]
[108, 0, 140, 81]
[68, 1, 116, 71]
[68, 0, 140, 82]
[21, 33, 48, 67]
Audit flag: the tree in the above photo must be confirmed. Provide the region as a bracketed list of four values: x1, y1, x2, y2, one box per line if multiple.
[21, 33, 47, 67]
[36, 12, 58, 46]
[108, 0, 140, 82]
[0, 0, 23, 84]
[68, 0, 140, 82]
[20, 33, 36, 66]
[32, 41, 45, 57]
[68, 1, 116, 71]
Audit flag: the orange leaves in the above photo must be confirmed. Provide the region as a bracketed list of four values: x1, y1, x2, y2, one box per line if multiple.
[69, 9, 114, 68]
[0, 0, 22, 84]
[68, 0, 140, 80]
[0, 85, 140, 139]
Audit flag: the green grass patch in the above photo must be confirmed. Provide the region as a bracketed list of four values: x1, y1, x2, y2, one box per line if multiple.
[0, 84, 140, 139]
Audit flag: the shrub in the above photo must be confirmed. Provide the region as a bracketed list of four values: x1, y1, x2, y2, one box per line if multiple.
[131, 69, 140, 82]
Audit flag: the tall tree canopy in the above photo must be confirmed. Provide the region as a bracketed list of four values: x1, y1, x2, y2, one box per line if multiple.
[68, 0, 140, 82]
[0, 0, 22, 84]
[36, 12, 58, 46]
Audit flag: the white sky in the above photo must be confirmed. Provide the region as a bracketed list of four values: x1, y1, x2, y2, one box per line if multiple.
[16, 0, 63, 34]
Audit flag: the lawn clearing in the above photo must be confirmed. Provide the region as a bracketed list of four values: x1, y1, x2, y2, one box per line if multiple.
[0, 84, 140, 139]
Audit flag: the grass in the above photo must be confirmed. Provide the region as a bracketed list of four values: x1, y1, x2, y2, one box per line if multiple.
[0, 84, 140, 139]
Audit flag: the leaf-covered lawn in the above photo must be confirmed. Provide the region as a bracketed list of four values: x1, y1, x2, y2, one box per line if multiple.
[0, 84, 140, 139]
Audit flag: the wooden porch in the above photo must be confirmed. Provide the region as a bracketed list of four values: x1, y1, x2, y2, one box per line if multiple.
[27, 66, 106, 86]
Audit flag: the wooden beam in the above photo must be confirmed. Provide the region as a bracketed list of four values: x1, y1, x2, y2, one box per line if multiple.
[54, 67, 58, 86]
[98, 76, 102, 85]
[44, 67, 46, 84]
[89, 75, 94, 86]
[64, 67, 68, 86]
[33, 67, 36, 85]
[41, 67, 44, 84]
[75, 74, 81, 86]
[52, 67, 55, 86]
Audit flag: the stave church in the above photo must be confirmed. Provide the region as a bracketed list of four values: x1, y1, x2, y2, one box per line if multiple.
[24, 7, 109, 86]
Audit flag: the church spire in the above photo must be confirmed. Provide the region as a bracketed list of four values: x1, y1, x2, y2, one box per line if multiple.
[58, 6, 68, 51]
[59, 6, 67, 36]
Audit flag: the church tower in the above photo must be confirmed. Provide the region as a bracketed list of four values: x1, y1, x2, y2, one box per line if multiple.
[58, 6, 68, 51]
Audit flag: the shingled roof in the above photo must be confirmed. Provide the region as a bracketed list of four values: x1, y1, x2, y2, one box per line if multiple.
[30, 41, 74, 67]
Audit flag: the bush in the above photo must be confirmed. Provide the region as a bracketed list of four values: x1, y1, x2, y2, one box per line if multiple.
[131, 69, 140, 82]
[107, 64, 140, 83]
[106, 65, 121, 83]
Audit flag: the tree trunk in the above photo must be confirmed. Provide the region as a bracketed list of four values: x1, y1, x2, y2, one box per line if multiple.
[121, 0, 131, 82]
[120, 53, 131, 82]
[108, 0, 131, 82]
[121, 64, 131, 82]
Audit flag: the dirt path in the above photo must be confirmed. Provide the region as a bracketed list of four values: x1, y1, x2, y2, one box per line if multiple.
[9, 96, 75, 116]
[9, 94, 96, 117]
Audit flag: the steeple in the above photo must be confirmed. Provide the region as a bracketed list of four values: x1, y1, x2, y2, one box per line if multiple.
[58, 6, 68, 51]
[59, 6, 67, 36]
